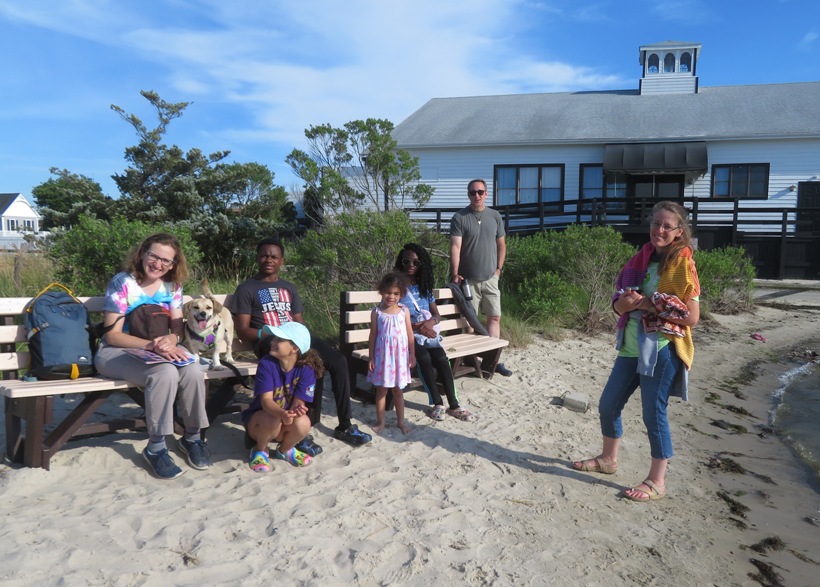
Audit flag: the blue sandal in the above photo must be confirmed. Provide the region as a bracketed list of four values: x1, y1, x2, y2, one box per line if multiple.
[273, 447, 312, 467]
[295, 434, 323, 457]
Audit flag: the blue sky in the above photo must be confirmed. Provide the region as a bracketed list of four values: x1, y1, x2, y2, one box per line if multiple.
[2, 0, 819, 204]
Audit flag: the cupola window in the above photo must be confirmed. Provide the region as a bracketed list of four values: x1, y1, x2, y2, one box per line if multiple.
[663, 53, 675, 73]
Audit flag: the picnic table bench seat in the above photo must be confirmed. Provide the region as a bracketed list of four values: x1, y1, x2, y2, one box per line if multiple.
[339, 288, 509, 399]
[0, 294, 257, 470]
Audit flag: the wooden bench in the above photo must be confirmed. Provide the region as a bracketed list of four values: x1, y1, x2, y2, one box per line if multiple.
[0, 294, 257, 470]
[339, 288, 509, 398]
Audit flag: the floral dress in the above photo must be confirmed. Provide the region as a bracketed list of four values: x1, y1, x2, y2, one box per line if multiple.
[367, 304, 412, 389]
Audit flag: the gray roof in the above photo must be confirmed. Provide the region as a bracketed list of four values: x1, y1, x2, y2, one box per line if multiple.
[392, 82, 820, 148]
[0, 193, 19, 215]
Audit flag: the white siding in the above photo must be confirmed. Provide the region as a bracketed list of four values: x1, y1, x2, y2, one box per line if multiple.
[413, 137, 820, 209]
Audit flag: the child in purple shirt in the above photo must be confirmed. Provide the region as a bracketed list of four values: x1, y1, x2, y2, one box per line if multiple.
[242, 322, 325, 471]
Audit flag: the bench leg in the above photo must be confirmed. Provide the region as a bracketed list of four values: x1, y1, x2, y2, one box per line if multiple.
[201, 377, 241, 439]
[4, 396, 24, 464]
[478, 348, 503, 379]
[20, 396, 49, 469]
[43, 391, 117, 467]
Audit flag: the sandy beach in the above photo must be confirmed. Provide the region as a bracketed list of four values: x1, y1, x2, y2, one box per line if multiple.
[1, 302, 819, 586]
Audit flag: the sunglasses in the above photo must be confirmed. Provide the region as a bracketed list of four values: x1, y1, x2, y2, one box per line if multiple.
[145, 251, 175, 268]
[401, 258, 422, 268]
[468, 189, 486, 196]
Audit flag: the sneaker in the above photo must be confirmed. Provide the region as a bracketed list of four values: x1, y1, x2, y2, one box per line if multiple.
[334, 424, 372, 446]
[495, 363, 513, 377]
[249, 450, 272, 473]
[295, 434, 323, 457]
[142, 447, 184, 480]
[178, 438, 212, 470]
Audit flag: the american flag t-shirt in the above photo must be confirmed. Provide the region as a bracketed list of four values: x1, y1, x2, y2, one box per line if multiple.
[258, 287, 295, 327]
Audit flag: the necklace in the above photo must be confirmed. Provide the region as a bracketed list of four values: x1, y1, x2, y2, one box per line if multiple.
[471, 208, 485, 225]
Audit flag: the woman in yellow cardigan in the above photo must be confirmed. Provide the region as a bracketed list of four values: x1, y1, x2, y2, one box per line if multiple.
[572, 201, 701, 502]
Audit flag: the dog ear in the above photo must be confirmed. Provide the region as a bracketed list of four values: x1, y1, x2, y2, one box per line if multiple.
[210, 296, 224, 314]
[183, 300, 193, 315]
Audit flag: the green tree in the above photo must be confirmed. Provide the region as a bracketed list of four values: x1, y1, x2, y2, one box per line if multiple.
[286, 118, 433, 216]
[110, 90, 230, 222]
[31, 168, 113, 230]
[107, 90, 298, 279]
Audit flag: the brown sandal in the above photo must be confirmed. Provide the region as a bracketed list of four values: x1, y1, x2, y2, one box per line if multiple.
[623, 479, 666, 502]
[570, 457, 618, 475]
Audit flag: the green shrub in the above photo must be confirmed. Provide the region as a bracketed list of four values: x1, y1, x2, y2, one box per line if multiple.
[47, 215, 202, 295]
[517, 271, 578, 325]
[505, 225, 634, 332]
[693, 246, 756, 314]
[287, 210, 449, 340]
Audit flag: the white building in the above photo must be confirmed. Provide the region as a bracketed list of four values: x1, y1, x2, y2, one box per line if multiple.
[393, 41, 820, 278]
[0, 193, 42, 250]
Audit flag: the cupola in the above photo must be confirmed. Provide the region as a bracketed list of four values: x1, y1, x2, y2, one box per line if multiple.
[639, 41, 701, 95]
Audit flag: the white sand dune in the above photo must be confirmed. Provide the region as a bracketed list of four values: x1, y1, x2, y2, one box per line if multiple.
[1, 304, 819, 586]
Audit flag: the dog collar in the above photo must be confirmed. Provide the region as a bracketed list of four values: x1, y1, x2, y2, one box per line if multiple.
[186, 320, 220, 350]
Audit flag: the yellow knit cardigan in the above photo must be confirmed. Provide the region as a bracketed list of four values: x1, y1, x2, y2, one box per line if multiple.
[657, 251, 700, 369]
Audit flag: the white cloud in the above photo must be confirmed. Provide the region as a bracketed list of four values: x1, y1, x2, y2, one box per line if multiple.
[799, 30, 818, 48]
[0, 0, 629, 190]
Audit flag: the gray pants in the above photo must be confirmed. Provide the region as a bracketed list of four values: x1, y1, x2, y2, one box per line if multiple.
[95, 344, 209, 437]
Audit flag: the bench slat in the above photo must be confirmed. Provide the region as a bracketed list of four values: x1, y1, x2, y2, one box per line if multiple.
[344, 317, 468, 345]
[0, 361, 259, 399]
[352, 333, 507, 362]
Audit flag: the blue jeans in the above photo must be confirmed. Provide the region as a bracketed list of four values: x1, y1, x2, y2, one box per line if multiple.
[598, 345, 681, 460]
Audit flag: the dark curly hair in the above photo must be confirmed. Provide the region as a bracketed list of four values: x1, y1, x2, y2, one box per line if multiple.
[394, 243, 435, 298]
[297, 348, 325, 379]
[375, 271, 408, 298]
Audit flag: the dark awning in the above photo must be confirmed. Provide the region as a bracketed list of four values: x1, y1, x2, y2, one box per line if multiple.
[603, 142, 707, 174]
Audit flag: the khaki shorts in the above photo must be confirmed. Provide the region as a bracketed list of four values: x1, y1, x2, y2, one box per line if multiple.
[469, 274, 501, 317]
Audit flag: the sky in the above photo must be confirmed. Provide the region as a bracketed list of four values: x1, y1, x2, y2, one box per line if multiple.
[2, 0, 819, 204]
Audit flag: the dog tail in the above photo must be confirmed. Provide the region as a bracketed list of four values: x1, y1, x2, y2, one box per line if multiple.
[200, 278, 214, 298]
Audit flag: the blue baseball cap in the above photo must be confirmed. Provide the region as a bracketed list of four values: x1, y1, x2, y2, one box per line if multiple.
[267, 321, 311, 354]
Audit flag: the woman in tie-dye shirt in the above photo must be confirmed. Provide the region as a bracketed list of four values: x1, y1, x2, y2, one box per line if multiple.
[95, 233, 210, 480]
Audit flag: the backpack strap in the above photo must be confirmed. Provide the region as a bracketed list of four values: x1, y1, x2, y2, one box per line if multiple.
[26, 282, 83, 314]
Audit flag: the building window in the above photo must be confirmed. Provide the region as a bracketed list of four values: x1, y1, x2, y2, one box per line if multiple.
[495, 164, 564, 208]
[580, 165, 603, 202]
[24, 220, 35, 230]
[711, 164, 770, 199]
[648, 54, 659, 74]
[663, 53, 676, 73]
[579, 165, 627, 211]
[680, 52, 691, 73]
[6, 219, 19, 231]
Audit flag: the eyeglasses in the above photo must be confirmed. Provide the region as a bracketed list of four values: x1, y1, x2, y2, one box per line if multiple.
[145, 251, 176, 268]
[401, 258, 422, 267]
[651, 221, 682, 233]
[468, 189, 486, 196]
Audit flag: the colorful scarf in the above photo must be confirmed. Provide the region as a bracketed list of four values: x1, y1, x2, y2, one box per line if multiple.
[614, 242, 700, 370]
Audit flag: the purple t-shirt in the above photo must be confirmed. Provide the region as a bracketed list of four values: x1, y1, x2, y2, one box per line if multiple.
[242, 355, 316, 423]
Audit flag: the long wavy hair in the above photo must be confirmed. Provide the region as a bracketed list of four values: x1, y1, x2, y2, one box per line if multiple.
[393, 243, 435, 298]
[125, 233, 189, 285]
[297, 348, 325, 379]
[652, 201, 693, 274]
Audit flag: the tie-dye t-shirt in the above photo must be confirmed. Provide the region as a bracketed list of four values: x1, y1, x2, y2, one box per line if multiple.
[102, 272, 183, 334]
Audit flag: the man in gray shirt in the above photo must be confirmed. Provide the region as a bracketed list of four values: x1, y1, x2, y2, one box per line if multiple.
[449, 178, 512, 376]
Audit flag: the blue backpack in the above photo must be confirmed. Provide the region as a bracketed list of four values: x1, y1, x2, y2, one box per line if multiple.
[24, 283, 96, 380]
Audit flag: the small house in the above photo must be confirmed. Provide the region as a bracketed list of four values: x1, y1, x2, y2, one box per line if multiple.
[0, 193, 41, 250]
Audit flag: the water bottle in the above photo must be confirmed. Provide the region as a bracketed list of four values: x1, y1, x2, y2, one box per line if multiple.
[461, 279, 473, 301]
